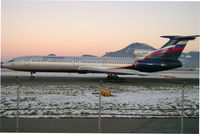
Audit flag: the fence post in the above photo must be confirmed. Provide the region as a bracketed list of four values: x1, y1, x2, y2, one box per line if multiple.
[181, 81, 185, 134]
[16, 76, 20, 132]
[98, 80, 102, 133]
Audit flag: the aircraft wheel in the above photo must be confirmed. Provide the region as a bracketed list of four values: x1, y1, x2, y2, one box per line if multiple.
[107, 75, 119, 81]
[114, 75, 119, 80]
[30, 76, 35, 80]
[107, 75, 112, 80]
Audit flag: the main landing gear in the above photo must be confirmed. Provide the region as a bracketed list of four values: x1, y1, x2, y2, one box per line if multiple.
[30, 72, 36, 80]
[106, 74, 119, 80]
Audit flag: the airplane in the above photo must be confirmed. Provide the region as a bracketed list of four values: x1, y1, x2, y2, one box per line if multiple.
[2, 35, 199, 80]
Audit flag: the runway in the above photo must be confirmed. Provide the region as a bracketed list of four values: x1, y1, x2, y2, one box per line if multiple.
[0, 118, 198, 133]
[1, 68, 199, 85]
[1, 75, 199, 86]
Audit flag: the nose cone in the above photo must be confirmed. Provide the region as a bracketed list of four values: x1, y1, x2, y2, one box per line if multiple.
[2, 62, 11, 69]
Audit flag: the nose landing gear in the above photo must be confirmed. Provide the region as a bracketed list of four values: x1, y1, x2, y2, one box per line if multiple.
[30, 72, 36, 80]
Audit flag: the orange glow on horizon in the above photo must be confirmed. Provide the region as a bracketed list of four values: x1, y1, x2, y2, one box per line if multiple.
[1, 1, 199, 62]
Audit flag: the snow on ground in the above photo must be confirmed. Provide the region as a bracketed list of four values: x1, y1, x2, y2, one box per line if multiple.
[1, 69, 199, 118]
[1, 84, 199, 118]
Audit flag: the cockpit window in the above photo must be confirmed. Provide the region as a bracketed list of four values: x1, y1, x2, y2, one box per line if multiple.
[8, 59, 15, 62]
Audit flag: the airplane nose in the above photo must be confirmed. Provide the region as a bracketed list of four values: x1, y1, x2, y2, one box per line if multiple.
[2, 63, 11, 68]
[2, 63, 6, 68]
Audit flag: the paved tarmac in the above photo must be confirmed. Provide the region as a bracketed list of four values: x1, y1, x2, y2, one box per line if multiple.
[1, 75, 199, 86]
[0, 118, 198, 133]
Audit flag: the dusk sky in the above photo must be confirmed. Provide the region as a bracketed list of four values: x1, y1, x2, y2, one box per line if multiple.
[1, 0, 200, 62]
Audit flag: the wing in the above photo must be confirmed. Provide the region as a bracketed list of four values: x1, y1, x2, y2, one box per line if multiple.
[79, 66, 151, 76]
[79, 66, 176, 78]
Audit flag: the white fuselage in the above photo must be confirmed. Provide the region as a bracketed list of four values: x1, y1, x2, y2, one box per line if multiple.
[3, 55, 135, 73]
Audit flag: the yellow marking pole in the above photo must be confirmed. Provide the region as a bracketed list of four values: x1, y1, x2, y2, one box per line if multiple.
[101, 89, 111, 96]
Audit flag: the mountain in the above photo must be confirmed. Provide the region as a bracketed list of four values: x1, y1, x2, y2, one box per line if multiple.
[179, 51, 199, 67]
[103, 42, 156, 57]
[102, 42, 199, 68]
[82, 55, 97, 57]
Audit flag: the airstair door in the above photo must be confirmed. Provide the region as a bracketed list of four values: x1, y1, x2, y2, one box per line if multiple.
[74, 58, 79, 67]
[24, 57, 30, 66]
[102, 60, 107, 66]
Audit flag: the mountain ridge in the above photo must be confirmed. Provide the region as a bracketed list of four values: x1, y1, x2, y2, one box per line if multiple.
[103, 42, 156, 58]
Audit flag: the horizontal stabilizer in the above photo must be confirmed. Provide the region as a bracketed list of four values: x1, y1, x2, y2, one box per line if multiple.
[161, 35, 200, 41]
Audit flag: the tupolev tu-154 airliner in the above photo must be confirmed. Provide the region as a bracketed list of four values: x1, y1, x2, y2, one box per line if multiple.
[2, 35, 199, 79]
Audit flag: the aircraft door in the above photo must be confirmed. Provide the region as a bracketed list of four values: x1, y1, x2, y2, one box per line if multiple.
[74, 58, 79, 67]
[24, 57, 30, 66]
[102, 60, 107, 66]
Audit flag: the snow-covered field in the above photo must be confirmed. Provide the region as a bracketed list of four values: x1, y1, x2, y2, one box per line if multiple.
[1, 69, 199, 118]
[1, 84, 199, 118]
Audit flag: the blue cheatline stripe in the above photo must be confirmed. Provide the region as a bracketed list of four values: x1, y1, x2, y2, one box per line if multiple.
[175, 44, 186, 47]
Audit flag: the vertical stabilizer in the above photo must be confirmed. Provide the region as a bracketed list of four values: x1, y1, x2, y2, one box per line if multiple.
[143, 35, 199, 60]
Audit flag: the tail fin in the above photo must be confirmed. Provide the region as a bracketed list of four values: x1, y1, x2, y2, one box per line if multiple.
[143, 35, 199, 60]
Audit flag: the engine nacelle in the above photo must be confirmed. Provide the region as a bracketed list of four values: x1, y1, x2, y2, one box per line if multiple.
[135, 59, 182, 72]
[133, 49, 154, 60]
